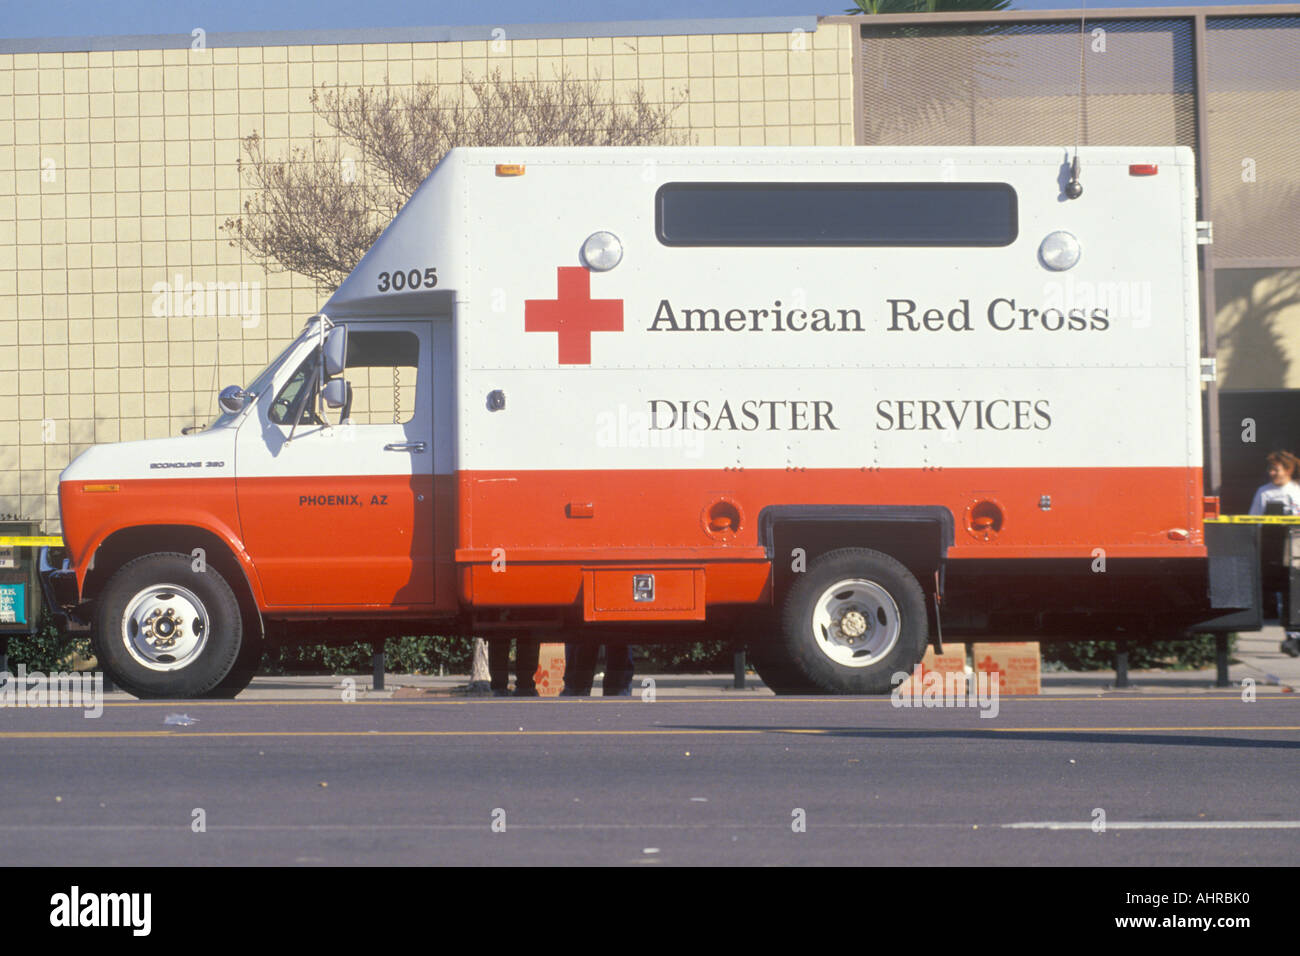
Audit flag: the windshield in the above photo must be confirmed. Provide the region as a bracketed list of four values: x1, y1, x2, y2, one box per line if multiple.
[203, 323, 320, 429]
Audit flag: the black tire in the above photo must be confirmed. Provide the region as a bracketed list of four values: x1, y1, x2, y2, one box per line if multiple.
[201, 644, 260, 699]
[777, 547, 929, 695]
[92, 552, 244, 699]
[732, 609, 822, 694]
[747, 640, 822, 695]
[201, 599, 263, 699]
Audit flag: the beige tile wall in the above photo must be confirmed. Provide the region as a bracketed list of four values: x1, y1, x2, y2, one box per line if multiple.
[0, 24, 857, 531]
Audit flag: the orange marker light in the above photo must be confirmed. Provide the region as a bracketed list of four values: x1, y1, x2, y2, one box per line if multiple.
[495, 164, 526, 177]
[1129, 164, 1159, 176]
[83, 483, 120, 492]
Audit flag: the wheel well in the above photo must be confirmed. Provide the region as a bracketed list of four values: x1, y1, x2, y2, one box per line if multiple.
[84, 526, 263, 641]
[762, 508, 952, 615]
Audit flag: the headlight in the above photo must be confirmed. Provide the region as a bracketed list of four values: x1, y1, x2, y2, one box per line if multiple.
[581, 231, 623, 271]
[1039, 230, 1081, 271]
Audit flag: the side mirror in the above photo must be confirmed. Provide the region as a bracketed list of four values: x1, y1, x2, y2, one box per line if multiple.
[321, 378, 351, 424]
[322, 377, 349, 408]
[323, 325, 348, 378]
[218, 385, 249, 414]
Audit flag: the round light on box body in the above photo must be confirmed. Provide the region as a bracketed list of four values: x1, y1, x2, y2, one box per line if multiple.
[1039, 230, 1081, 271]
[581, 231, 623, 271]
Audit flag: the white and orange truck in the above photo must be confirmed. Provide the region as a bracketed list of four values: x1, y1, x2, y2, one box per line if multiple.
[39, 146, 1259, 698]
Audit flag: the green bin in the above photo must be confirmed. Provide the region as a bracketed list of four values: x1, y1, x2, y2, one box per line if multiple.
[0, 520, 44, 674]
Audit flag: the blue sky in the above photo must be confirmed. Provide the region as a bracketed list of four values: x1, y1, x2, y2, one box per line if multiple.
[2, 0, 1290, 40]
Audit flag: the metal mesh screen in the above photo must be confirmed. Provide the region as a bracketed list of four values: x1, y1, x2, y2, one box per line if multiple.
[1205, 16, 1300, 263]
[860, 20, 1196, 148]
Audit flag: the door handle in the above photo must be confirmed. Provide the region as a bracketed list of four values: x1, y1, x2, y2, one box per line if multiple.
[384, 441, 427, 452]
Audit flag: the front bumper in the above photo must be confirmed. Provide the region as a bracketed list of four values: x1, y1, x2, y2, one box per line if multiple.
[38, 546, 90, 631]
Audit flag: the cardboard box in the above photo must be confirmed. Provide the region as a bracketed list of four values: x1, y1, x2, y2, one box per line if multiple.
[532, 643, 566, 697]
[897, 642, 968, 696]
[971, 642, 1042, 695]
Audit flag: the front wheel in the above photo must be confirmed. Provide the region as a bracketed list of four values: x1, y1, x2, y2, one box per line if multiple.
[93, 552, 244, 699]
[778, 548, 929, 694]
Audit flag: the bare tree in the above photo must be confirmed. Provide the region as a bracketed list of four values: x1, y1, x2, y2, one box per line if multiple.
[223, 69, 690, 291]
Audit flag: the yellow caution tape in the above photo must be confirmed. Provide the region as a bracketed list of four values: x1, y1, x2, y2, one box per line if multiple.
[1205, 515, 1300, 524]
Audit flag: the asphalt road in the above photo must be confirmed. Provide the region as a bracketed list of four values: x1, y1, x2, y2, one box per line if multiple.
[1, 694, 1297, 866]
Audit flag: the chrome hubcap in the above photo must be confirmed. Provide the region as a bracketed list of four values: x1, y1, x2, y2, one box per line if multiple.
[121, 584, 210, 672]
[811, 578, 901, 668]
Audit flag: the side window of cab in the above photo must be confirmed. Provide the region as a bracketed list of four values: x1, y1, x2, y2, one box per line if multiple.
[268, 351, 324, 426]
[335, 330, 420, 426]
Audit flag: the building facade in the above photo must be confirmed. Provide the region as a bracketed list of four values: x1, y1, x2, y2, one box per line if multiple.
[1, 7, 1297, 530]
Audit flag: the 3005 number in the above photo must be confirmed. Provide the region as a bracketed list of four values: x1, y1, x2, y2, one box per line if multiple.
[377, 267, 438, 293]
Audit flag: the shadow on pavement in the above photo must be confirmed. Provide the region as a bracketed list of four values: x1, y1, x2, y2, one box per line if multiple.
[665, 725, 1300, 750]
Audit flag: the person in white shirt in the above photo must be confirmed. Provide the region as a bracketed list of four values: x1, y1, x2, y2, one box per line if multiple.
[1249, 451, 1300, 517]
[1249, 450, 1300, 656]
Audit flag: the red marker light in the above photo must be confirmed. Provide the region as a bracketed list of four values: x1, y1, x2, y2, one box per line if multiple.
[1129, 164, 1159, 176]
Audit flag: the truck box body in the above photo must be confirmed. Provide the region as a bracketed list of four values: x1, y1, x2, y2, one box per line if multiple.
[45, 145, 1241, 697]
[334, 146, 1205, 613]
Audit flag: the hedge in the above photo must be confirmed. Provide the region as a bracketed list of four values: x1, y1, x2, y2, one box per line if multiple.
[2, 619, 1234, 677]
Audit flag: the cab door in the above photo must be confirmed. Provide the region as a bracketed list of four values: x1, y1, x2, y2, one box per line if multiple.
[235, 321, 435, 608]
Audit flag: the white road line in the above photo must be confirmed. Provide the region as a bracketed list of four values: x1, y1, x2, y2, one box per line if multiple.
[2, 820, 1298, 833]
[1004, 821, 1300, 830]
[0, 822, 964, 832]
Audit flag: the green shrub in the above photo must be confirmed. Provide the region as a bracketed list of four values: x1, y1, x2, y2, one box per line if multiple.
[259, 635, 473, 675]
[1043, 633, 1232, 671]
[634, 641, 736, 673]
[631, 636, 1232, 675]
[9, 621, 1227, 679]
[258, 638, 742, 676]
[3, 610, 91, 673]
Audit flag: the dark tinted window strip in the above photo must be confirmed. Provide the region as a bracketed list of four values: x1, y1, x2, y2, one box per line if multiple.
[655, 182, 1018, 247]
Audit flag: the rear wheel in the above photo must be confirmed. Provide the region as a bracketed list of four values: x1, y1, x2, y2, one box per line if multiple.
[777, 548, 929, 695]
[747, 640, 822, 695]
[92, 552, 244, 699]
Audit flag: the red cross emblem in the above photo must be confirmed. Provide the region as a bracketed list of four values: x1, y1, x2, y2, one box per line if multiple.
[524, 267, 623, 365]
